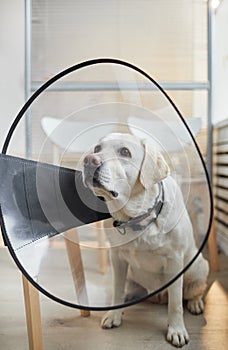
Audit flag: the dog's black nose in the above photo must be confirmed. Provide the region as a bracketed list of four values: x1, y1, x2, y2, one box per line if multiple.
[84, 154, 102, 168]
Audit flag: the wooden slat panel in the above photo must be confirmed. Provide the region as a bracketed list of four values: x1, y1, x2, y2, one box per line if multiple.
[214, 187, 228, 201]
[215, 166, 228, 176]
[213, 143, 228, 154]
[215, 154, 228, 164]
[216, 128, 228, 143]
[213, 121, 228, 256]
[216, 215, 228, 256]
[217, 231, 228, 255]
[216, 176, 228, 189]
[215, 218, 228, 231]
[216, 211, 228, 224]
[215, 199, 228, 214]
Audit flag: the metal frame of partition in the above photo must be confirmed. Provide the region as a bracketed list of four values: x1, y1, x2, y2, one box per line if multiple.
[24, 0, 32, 158]
[30, 81, 210, 92]
[207, 1, 213, 183]
[24, 0, 213, 180]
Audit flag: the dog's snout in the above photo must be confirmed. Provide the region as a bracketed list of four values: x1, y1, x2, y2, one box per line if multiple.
[84, 154, 102, 168]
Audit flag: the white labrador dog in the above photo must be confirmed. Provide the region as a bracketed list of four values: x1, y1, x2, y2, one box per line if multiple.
[82, 133, 209, 348]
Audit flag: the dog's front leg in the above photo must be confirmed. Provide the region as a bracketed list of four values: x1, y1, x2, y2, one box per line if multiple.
[101, 251, 128, 329]
[167, 262, 189, 347]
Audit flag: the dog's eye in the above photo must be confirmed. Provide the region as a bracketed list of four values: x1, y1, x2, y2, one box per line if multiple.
[119, 147, 131, 158]
[94, 145, 101, 153]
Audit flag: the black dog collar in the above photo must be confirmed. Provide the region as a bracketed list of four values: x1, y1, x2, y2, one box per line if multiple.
[113, 182, 164, 235]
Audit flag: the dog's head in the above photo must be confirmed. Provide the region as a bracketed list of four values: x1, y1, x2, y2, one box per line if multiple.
[82, 133, 169, 206]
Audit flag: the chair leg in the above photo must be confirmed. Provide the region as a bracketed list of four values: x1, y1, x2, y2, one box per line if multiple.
[64, 230, 90, 317]
[22, 275, 44, 350]
[96, 221, 108, 275]
[208, 218, 219, 271]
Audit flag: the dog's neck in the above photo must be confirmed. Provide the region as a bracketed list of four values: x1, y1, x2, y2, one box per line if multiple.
[113, 182, 164, 235]
[106, 182, 164, 234]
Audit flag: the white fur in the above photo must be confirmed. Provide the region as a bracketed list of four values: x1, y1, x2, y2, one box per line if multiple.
[82, 133, 209, 348]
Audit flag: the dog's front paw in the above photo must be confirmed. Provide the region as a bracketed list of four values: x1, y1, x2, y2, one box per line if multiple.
[101, 310, 123, 329]
[167, 325, 189, 348]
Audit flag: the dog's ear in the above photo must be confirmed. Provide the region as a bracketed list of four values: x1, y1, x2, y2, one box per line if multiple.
[139, 140, 170, 189]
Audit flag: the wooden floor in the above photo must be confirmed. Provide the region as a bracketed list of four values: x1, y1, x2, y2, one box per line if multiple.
[0, 247, 227, 350]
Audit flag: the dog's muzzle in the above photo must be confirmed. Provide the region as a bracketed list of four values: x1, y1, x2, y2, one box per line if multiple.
[83, 154, 118, 198]
[83, 154, 102, 186]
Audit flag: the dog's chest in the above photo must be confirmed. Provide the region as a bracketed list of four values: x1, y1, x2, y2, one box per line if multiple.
[119, 234, 169, 273]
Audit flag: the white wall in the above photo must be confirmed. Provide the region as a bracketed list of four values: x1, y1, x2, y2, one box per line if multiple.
[0, 0, 25, 155]
[212, 0, 228, 125]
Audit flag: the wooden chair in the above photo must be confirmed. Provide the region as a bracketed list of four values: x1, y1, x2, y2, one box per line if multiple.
[22, 231, 90, 350]
[0, 154, 110, 350]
